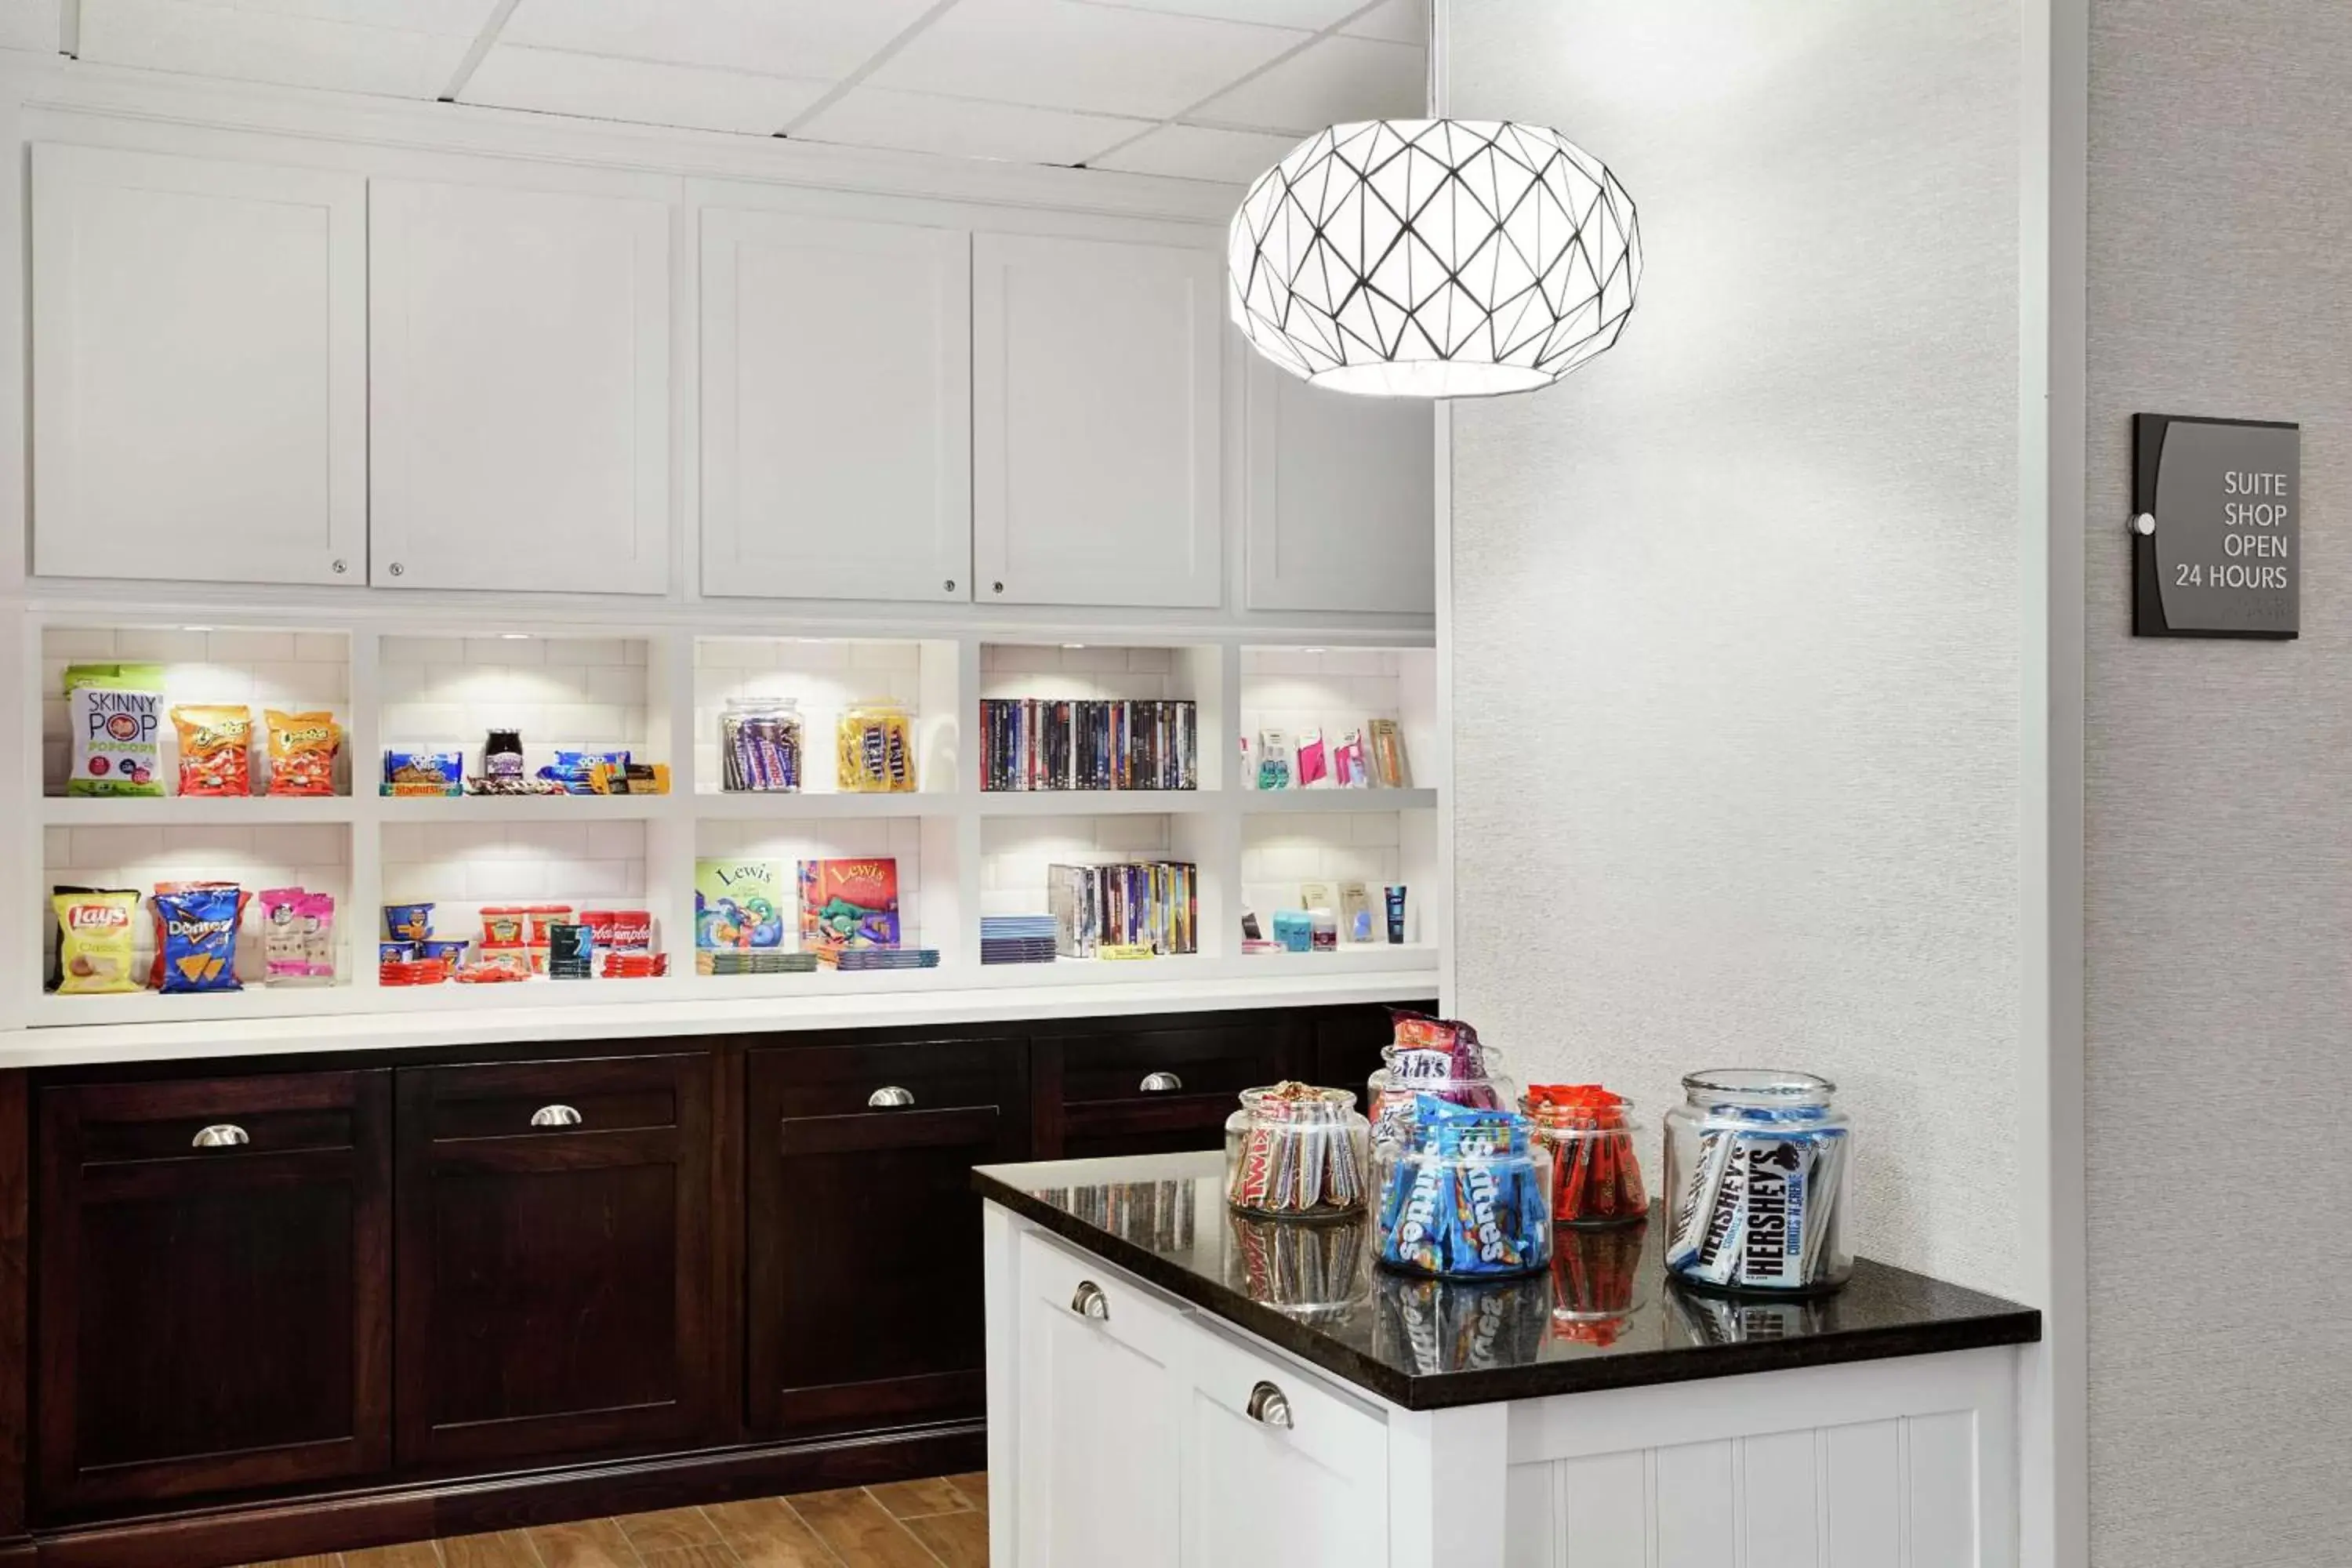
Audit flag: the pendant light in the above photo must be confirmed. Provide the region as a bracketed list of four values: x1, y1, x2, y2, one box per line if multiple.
[1225, 15, 1641, 399]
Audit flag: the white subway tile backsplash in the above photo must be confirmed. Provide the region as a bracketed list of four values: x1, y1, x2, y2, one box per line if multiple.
[295, 633, 347, 663]
[207, 631, 296, 662]
[465, 636, 543, 665]
[43, 627, 119, 658]
[114, 629, 210, 662]
[543, 637, 627, 666]
[384, 635, 464, 664]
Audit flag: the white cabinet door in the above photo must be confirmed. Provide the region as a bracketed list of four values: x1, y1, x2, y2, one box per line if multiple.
[1015, 1235, 1182, 1568]
[1181, 1327, 1388, 1568]
[31, 143, 366, 586]
[370, 177, 670, 595]
[701, 208, 971, 603]
[974, 234, 1222, 609]
[1245, 353, 1436, 613]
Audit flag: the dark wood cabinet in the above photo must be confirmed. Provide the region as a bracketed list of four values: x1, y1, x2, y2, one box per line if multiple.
[1033, 1018, 1286, 1160]
[746, 1037, 1027, 1436]
[394, 1053, 714, 1469]
[1309, 1001, 1422, 1102]
[34, 1071, 393, 1512]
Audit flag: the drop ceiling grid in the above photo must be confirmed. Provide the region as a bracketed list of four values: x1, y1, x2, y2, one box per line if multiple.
[51, 0, 1426, 182]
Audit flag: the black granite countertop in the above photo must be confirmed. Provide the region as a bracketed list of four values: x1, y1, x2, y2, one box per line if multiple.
[975, 1151, 2040, 1411]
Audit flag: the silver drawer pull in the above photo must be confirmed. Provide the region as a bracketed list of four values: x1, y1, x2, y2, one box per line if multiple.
[1071, 1280, 1109, 1321]
[868, 1086, 915, 1109]
[1139, 1071, 1183, 1094]
[1246, 1380, 1292, 1429]
[191, 1123, 249, 1149]
[530, 1104, 583, 1128]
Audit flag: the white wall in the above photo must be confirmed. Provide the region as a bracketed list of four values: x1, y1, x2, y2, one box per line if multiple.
[1445, 0, 2027, 1293]
[2085, 2, 2352, 1561]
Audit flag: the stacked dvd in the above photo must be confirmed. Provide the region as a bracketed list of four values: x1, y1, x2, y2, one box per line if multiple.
[816, 947, 942, 971]
[697, 949, 818, 977]
[982, 913, 1059, 966]
[1047, 862, 1198, 957]
[980, 699, 1197, 791]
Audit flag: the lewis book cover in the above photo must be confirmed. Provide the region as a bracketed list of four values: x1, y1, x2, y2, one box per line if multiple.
[798, 858, 902, 950]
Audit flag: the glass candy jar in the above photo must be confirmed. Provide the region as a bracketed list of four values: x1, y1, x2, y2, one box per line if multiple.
[1223, 1083, 1371, 1221]
[1662, 1069, 1852, 1296]
[1373, 1099, 1553, 1281]
[1523, 1087, 1648, 1227]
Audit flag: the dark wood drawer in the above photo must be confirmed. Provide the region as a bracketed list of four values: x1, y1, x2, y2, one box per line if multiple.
[1051, 1022, 1283, 1106]
[767, 1037, 1022, 1121]
[405, 1054, 686, 1143]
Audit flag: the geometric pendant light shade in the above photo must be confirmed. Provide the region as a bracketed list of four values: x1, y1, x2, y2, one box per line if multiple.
[1228, 119, 1642, 398]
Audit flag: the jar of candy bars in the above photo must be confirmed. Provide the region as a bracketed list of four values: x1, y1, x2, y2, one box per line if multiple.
[1224, 1083, 1371, 1221]
[1373, 1094, 1552, 1281]
[1523, 1087, 1647, 1228]
[1663, 1069, 1851, 1296]
[1366, 1010, 1515, 1145]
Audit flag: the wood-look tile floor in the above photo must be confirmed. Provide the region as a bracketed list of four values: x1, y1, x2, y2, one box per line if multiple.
[235, 1472, 989, 1568]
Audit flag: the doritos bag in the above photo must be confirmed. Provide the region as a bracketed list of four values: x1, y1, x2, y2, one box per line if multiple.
[149, 883, 247, 993]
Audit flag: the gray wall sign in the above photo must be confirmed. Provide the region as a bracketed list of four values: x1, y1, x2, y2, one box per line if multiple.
[2132, 412, 2299, 639]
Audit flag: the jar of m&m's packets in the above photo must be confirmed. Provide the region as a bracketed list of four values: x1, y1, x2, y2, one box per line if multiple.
[1224, 1083, 1371, 1221]
[1373, 1094, 1552, 1281]
[1663, 1069, 1851, 1296]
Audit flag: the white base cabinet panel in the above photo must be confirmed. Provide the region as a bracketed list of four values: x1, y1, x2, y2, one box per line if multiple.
[986, 1205, 2021, 1568]
[1244, 356, 1436, 615]
[31, 143, 367, 588]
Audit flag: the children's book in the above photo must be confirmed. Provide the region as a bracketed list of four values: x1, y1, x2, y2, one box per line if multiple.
[799, 858, 902, 950]
[695, 858, 789, 950]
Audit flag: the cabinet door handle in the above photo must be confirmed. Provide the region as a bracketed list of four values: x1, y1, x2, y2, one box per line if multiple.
[1246, 1380, 1293, 1429]
[530, 1104, 583, 1128]
[1070, 1280, 1109, 1321]
[191, 1123, 249, 1149]
[1139, 1071, 1183, 1094]
[868, 1086, 915, 1109]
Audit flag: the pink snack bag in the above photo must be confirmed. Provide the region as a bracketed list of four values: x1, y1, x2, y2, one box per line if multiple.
[1296, 728, 1328, 786]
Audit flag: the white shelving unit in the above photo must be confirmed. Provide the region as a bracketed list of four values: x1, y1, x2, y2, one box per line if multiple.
[20, 619, 1443, 1034]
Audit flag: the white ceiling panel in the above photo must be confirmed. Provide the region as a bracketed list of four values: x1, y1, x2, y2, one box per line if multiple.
[1191, 33, 1421, 132]
[198, 0, 499, 32]
[1092, 122, 1300, 184]
[797, 85, 1150, 166]
[1340, 0, 1425, 45]
[78, 0, 483, 97]
[501, 0, 938, 83]
[869, 0, 1305, 120]
[1065, 0, 1359, 28]
[462, 45, 830, 136]
[0, 0, 58, 53]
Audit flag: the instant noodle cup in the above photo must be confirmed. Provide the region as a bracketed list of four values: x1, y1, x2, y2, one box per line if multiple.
[265, 709, 342, 797]
[172, 705, 253, 797]
[479, 907, 528, 946]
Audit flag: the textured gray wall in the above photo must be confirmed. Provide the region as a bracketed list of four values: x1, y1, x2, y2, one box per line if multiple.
[1445, 0, 2024, 1294]
[2086, 3, 2352, 1562]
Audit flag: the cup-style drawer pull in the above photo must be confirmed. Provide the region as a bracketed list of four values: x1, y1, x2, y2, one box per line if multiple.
[1246, 1380, 1293, 1429]
[191, 1123, 249, 1149]
[1139, 1071, 1183, 1094]
[1071, 1280, 1110, 1321]
[530, 1104, 583, 1128]
[868, 1086, 915, 1109]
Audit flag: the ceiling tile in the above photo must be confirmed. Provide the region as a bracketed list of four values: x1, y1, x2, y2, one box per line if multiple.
[462, 45, 829, 136]
[0, 0, 57, 53]
[1065, 0, 1358, 28]
[78, 0, 481, 96]
[1339, 0, 1424, 45]
[797, 85, 1150, 166]
[1092, 122, 1301, 184]
[868, 0, 1305, 120]
[1190, 33, 1421, 132]
[501, 0, 938, 82]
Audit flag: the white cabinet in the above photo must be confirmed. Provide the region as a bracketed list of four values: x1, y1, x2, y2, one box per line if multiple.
[369, 177, 671, 596]
[974, 234, 1222, 609]
[1245, 355, 1436, 614]
[701, 208, 971, 603]
[1013, 1233, 1181, 1568]
[31, 143, 367, 587]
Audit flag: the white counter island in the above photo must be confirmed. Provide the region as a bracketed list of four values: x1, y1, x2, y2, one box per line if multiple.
[979, 1152, 2039, 1568]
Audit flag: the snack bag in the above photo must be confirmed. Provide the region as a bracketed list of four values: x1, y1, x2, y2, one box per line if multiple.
[172, 704, 254, 797]
[152, 884, 245, 993]
[65, 664, 164, 797]
[52, 888, 140, 994]
[265, 710, 342, 797]
[147, 881, 249, 991]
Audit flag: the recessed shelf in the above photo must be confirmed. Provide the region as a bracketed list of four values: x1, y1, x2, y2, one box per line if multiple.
[39, 794, 360, 825]
[1237, 788, 1437, 813]
[375, 793, 673, 823]
[692, 791, 942, 820]
[975, 790, 1213, 817]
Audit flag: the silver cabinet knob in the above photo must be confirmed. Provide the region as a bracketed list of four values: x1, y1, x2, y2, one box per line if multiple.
[992, 581, 1004, 594]
[389, 561, 405, 577]
[331, 558, 348, 574]
[1071, 1280, 1109, 1320]
[530, 1104, 583, 1127]
[191, 1123, 249, 1149]
[1246, 1380, 1292, 1429]
[867, 1086, 915, 1109]
[943, 579, 957, 592]
[1139, 1071, 1183, 1094]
